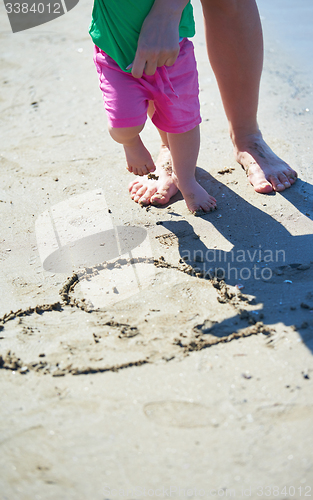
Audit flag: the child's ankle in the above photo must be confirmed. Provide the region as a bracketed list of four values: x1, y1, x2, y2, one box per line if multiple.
[123, 135, 141, 148]
[173, 173, 196, 190]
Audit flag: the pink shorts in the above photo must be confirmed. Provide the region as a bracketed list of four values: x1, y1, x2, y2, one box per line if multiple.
[93, 38, 201, 134]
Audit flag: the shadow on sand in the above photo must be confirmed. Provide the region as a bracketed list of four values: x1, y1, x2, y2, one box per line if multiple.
[161, 170, 313, 353]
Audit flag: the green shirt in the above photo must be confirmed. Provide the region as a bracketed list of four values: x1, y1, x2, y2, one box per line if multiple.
[89, 1, 195, 72]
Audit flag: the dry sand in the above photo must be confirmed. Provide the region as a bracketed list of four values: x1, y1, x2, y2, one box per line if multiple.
[0, 1, 313, 498]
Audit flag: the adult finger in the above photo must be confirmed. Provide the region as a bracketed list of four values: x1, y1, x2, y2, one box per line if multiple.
[144, 57, 158, 76]
[131, 51, 148, 78]
[164, 54, 179, 67]
[163, 46, 180, 67]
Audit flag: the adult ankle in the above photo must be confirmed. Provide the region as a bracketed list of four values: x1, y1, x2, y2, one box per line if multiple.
[230, 126, 261, 148]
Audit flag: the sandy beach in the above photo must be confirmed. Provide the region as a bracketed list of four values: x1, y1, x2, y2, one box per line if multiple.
[0, 1, 313, 498]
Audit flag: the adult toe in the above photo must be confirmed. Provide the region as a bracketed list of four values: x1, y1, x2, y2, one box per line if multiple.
[252, 177, 274, 193]
[248, 170, 273, 193]
[129, 180, 141, 194]
[268, 175, 285, 192]
[151, 190, 170, 205]
[287, 170, 297, 184]
[134, 186, 148, 201]
[139, 187, 157, 205]
[278, 173, 291, 188]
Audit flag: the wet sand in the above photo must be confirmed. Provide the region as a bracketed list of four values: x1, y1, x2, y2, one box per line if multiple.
[259, 0, 313, 83]
[0, 1, 313, 498]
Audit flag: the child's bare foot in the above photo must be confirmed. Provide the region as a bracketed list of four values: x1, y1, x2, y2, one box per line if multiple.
[124, 135, 156, 176]
[173, 176, 217, 213]
[128, 145, 178, 205]
[234, 132, 297, 193]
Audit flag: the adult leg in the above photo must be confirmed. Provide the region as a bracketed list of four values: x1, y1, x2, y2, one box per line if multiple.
[201, 0, 297, 193]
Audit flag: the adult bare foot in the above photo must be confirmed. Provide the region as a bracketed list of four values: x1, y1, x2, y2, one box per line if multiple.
[124, 135, 156, 176]
[128, 145, 178, 205]
[234, 132, 297, 194]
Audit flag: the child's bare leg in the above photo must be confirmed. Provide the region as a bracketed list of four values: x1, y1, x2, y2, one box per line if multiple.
[129, 102, 178, 205]
[109, 124, 155, 176]
[167, 125, 217, 213]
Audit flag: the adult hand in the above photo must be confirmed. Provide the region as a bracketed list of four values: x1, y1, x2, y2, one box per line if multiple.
[131, 0, 188, 78]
